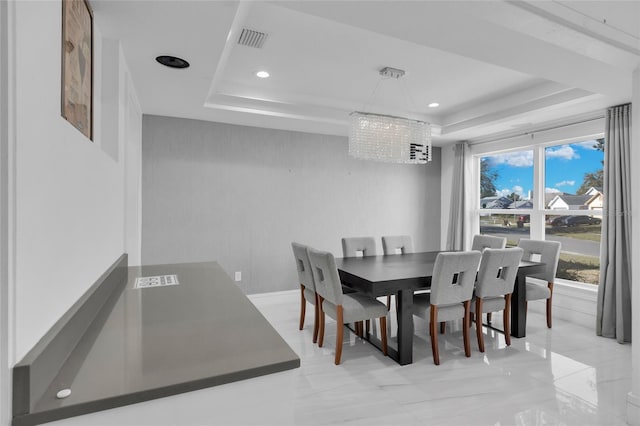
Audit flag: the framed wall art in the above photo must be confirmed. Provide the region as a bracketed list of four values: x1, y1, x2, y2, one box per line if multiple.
[61, 0, 93, 140]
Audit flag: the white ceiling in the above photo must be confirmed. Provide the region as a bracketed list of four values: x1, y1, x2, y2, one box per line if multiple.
[92, 0, 640, 145]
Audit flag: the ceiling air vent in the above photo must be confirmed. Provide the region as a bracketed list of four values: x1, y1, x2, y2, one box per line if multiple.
[238, 28, 268, 49]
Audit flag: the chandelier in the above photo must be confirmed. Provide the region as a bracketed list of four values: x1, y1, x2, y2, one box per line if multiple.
[348, 67, 432, 164]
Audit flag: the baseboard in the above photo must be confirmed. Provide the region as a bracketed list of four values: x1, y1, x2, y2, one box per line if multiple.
[628, 391, 640, 425]
[248, 289, 298, 300]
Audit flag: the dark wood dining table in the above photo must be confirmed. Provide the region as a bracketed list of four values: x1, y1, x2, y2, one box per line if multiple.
[335, 251, 545, 365]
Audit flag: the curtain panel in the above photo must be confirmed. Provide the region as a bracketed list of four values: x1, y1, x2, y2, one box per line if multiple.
[597, 103, 632, 343]
[446, 142, 470, 250]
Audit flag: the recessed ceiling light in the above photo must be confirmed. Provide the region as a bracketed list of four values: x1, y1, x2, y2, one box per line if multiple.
[428, 102, 440, 108]
[155, 55, 190, 69]
[256, 70, 270, 78]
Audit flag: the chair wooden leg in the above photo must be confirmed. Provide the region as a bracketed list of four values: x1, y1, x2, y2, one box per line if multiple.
[312, 294, 319, 343]
[504, 294, 512, 346]
[299, 285, 306, 330]
[486, 312, 492, 323]
[475, 298, 484, 353]
[318, 296, 325, 347]
[440, 322, 446, 334]
[430, 305, 440, 365]
[463, 300, 471, 357]
[380, 316, 388, 356]
[546, 282, 554, 328]
[386, 295, 392, 311]
[335, 306, 344, 365]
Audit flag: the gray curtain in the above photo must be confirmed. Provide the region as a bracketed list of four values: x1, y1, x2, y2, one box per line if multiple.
[446, 142, 468, 250]
[597, 103, 632, 343]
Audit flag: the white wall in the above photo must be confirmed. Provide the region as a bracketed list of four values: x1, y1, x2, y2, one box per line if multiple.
[627, 66, 640, 425]
[141, 115, 442, 294]
[10, 1, 141, 364]
[123, 64, 142, 267]
[0, 1, 12, 424]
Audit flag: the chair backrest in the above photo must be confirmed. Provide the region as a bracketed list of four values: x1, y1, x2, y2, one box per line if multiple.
[341, 237, 377, 258]
[430, 251, 482, 306]
[475, 248, 524, 298]
[291, 242, 315, 292]
[382, 235, 414, 255]
[471, 234, 506, 251]
[307, 247, 343, 306]
[517, 239, 561, 282]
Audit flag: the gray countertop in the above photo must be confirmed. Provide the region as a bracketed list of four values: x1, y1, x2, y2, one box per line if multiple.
[20, 261, 299, 424]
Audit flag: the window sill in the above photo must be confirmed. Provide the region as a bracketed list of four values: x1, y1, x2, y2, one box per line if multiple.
[554, 278, 598, 302]
[526, 278, 597, 328]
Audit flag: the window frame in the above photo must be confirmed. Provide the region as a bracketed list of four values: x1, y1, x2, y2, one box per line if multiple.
[470, 128, 605, 287]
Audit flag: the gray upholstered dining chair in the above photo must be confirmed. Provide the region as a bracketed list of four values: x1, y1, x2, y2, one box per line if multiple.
[341, 236, 378, 331]
[470, 247, 523, 352]
[517, 239, 562, 328]
[381, 235, 414, 310]
[471, 235, 506, 324]
[307, 247, 388, 365]
[413, 251, 482, 365]
[342, 236, 377, 258]
[291, 242, 319, 343]
[382, 235, 414, 255]
[471, 234, 507, 251]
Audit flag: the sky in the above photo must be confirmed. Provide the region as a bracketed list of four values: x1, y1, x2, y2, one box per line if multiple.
[483, 140, 604, 199]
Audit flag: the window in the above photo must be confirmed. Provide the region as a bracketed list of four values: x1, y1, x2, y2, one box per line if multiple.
[478, 139, 604, 285]
[479, 149, 533, 246]
[544, 139, 604, 285]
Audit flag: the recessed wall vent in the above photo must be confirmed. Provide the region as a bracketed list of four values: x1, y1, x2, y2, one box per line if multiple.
[238, 28, 268, 49]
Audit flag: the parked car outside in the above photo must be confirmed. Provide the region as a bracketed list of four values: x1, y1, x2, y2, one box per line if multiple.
[564, 215, 602, 226]
[549, 216, 568, 227]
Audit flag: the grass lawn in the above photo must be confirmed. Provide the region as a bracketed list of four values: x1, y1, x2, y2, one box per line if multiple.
[557, 252, 600, 285]
[505, 240, 600, 285]
[546, 224, 602, 242]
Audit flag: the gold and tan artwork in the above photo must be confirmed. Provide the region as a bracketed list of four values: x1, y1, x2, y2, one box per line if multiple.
[62, 0, 92, 140]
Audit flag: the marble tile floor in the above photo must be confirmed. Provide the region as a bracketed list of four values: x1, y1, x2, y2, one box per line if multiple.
[51, 290, 631, 426]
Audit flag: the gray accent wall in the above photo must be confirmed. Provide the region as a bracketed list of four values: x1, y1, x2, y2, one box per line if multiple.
[142, 115, 441, 294]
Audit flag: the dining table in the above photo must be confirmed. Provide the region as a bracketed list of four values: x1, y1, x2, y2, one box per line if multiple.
[335, 251, 546, 365]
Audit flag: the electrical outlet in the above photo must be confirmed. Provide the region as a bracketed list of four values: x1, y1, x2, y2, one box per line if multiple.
[234, 271, 242, 282]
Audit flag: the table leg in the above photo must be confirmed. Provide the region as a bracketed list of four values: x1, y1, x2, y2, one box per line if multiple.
[395, 289, 414, 365]
[511, 272, 527, 338]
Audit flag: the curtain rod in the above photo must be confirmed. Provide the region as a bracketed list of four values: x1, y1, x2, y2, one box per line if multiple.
[469, 115, 605, 146]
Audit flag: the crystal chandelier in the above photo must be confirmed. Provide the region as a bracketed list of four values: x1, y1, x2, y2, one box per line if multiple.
[348, 67, 432, 164]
